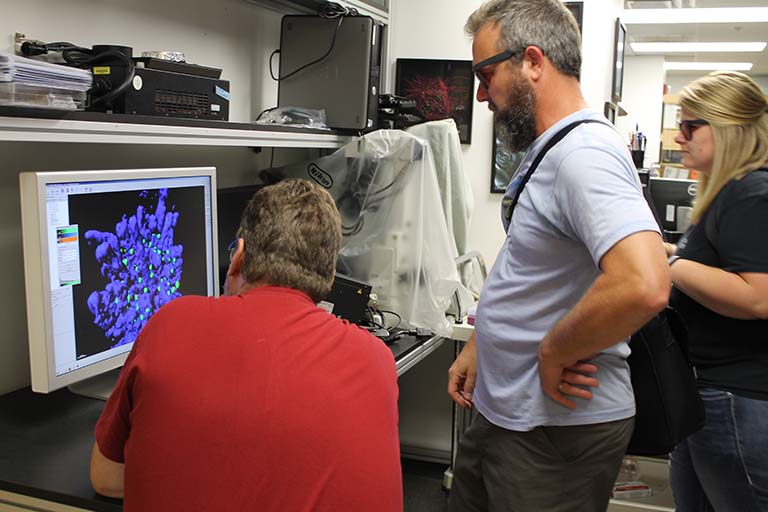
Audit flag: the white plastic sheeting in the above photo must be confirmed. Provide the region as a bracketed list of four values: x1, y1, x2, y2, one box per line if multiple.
[264, 128, 471, 336]
[406, 119, 484, 298]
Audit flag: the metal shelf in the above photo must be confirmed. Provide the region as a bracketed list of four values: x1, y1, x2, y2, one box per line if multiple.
[0, 114, 355, 148]
[244, 0, 389, 24]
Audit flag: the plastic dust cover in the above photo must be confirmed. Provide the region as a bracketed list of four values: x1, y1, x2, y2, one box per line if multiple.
[264, 129, 471, 336]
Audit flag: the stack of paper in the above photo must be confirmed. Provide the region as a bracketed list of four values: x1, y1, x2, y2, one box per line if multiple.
[0, 52, 92, 91]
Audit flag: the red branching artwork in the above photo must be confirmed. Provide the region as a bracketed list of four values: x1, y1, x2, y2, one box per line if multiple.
[401, 75, 452, 120]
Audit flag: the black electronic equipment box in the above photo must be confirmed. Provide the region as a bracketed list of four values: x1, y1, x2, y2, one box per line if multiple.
[91, 66, 230, 120]
[84, 47, 230, 120]
[320, 274, 372, 325]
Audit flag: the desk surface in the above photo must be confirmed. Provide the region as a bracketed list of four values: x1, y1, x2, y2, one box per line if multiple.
[0, 334, 443, 511]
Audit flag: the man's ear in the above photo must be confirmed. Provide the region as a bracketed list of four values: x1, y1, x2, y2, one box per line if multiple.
[226, 238, 245, 277]
[523, 45, 545, 81]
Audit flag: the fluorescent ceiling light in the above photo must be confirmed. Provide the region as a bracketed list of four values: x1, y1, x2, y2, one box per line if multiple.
[622, 7, 768, 24]
[663, 62, 753, 71]
[632, 42, 767, 53]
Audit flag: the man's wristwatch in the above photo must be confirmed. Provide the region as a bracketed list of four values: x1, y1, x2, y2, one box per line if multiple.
[668, 255, 682, 267]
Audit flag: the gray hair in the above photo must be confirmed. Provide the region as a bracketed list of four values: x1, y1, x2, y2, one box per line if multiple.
[237, 178, 341, 303]
[465, 0, 581, 80]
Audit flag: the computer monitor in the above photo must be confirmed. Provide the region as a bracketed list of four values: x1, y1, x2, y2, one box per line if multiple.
[19, 167, 218, 399]
[648, 177, 697, 234]
[215, 183, 264, 289]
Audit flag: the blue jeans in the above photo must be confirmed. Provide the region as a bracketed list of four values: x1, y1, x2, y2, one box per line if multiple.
[670, 387, 768, 511]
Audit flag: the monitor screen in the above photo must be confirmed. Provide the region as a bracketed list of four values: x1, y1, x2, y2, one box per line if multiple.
[20, 167, 218, 397]
[216, 184, 264, 289]
[648, 177, 697, 233]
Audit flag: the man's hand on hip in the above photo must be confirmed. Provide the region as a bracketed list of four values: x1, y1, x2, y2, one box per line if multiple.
[538, 344, 599, 409]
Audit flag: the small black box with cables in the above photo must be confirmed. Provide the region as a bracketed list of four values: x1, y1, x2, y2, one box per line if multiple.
[319, 273, 372, 325]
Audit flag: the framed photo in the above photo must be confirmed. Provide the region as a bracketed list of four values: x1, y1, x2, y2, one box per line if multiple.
[612, 18, 627, 103]
[491, 126, 525, 194]
[564, 1, 583, 38]
[604, 101, 617, 125]
[395, 59, 474, 144]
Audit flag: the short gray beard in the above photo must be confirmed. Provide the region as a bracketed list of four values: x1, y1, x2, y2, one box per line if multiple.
[494, 74, 537, 153]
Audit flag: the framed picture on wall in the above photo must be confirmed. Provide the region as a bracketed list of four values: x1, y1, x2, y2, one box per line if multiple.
[604, 101, 617, 125]
[564, 1, 583, 38]
[491, 126, 525, 194]
[612, 18, 627, 103]
[395, 59, 475, 143]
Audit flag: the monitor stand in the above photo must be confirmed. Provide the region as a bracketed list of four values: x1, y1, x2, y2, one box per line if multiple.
[67, 368, 121, 401]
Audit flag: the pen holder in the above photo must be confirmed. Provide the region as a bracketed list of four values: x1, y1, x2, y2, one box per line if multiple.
[631, 150, 645, 169]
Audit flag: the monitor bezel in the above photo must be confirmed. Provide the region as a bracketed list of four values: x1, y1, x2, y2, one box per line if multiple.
[20, 167, 218, 394]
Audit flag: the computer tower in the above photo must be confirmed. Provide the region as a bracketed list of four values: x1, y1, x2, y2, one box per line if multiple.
[277, 15, 381, 131]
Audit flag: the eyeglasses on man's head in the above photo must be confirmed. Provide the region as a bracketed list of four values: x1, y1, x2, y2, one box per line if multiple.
[227, 239, 239, 262]
[473, 49, 518, 89]
[678, 119, 709, 141]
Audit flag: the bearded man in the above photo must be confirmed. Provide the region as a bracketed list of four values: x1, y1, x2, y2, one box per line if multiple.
[447, 1, 670, 511]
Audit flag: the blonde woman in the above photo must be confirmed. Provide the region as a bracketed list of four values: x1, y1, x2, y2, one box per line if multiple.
[665, 71, 768, 511]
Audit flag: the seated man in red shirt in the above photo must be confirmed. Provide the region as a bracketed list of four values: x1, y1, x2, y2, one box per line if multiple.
[90, 178, 402, 512]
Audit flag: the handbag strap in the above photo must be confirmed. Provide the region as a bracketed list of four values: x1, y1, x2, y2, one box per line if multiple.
[505, 118, 607, 223]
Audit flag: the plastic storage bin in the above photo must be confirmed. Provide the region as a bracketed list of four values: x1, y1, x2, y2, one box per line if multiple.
[0, 82, 86, 110]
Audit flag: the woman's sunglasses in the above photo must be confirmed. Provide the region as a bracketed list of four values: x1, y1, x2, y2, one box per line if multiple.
[678, 119, 709, 141]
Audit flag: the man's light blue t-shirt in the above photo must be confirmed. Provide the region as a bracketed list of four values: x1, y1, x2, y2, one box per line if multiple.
[474, 109, 660, 431]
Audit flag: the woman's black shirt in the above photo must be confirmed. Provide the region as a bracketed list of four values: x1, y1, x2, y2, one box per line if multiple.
[670, 169, 768, 400]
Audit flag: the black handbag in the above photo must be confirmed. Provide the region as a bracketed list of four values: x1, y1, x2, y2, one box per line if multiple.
[626, 307, 705, 456]
[506, 119, 705, 456]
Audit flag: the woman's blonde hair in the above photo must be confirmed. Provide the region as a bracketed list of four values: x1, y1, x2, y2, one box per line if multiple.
[678, 71, 768, 223]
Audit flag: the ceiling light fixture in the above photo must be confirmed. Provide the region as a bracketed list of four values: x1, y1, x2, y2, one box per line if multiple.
[632, 42, 767, 53]
[663, 62, 754, 71]
[622, 7, 768, 24]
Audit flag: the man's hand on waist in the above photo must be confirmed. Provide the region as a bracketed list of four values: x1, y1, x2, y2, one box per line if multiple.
[538, 341, 599, 409]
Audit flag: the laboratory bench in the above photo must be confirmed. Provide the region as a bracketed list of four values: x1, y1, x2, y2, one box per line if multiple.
[0, 333, 446, 512]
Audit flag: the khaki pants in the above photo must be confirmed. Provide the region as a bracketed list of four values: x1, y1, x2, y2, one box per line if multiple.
[448, 413, 634, 512]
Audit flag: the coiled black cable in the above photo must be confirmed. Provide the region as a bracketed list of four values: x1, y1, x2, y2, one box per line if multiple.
[269, 1, 358, 82]
[20, 41, 135, 107]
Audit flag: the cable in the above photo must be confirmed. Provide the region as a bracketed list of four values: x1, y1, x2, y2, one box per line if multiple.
[20, 41, 135, 107]
[365, 306, 383, 328]
[269, 2, 360, 83]
[318, 1, 359, 17]
[378, 310, 401, 330]
[272, 15, 344, 82]
[268, 49, 281, 81]
[76, 51, 135, 106]
[255, 106, 278, 121]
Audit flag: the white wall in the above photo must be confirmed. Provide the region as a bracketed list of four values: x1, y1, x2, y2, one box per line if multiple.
[666, 72, 768, 95]
[389, 0, 623, 270]
[580, 0, 625, 108]
[617, 55, 665, 168]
